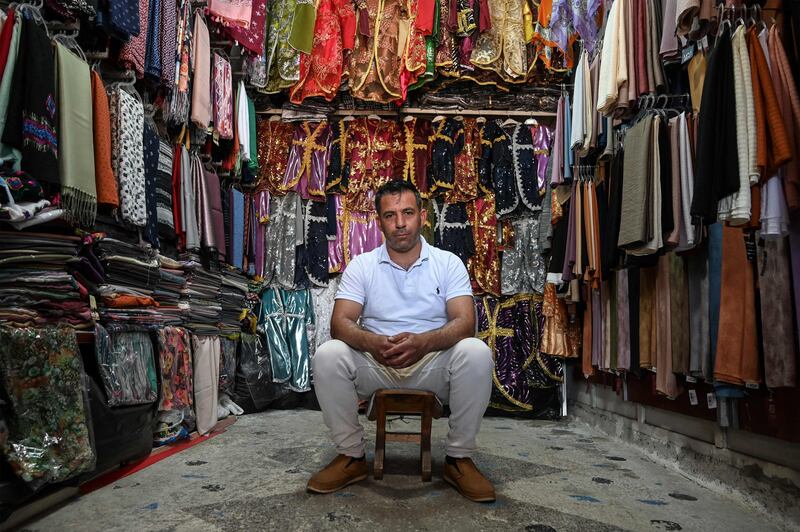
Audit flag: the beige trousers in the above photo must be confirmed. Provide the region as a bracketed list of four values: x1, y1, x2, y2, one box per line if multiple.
[312, 337, 493, 458]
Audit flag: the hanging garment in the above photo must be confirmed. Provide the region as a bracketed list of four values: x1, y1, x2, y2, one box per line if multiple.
[94, 324, 158, 407]
[264, 192, 301, 288]
[262, 0, 300, 93]
[429, 117, 465, 195]
[259, 288, 313, 392]
[229, 187, 245, 269]
[156, 140, 175, 238]
[2, 18, 58, 183]
[476, 295, 563, 414]
[197, 163, 226, 263]
[256, 119, 294, 194]
[500, 215, 548, 295]
[692, 25, 740, 224]
[479, 119, 513, 208]
[118, 0, 150, 77]
[344, 118, 403, 213]
[326, 120, 351, 194]
[192, 335, 220, 436]
[540, 282, 580, 358]
[676, 113, 697, 250]
[397, 0, 435, 99]
[212, 54, 234, 139]
[446, 118, 481, 203]
[348, 0, 405, 102]
[617, 116, 652, 249]
[91, 72, 118, 210]
[109, 88, 146, 227]
[160, 0, 177, 85]
[191, 13, 211, 130]
[310, 276, 340, 364]
[401, 117, 433, 196]
[224, 0, 267, 55]
[0, 10, 20, 170]
[55, 44, 96, 228]
[432, 199, 474, 266]
[0, 327, 95, 488]
[467, 194, 501, 296]
[182, 152, 201, 250]
[470, 0, 526, 80]
[281, 121, 331, 201]
[654, 254, 681, 398]
[669, 253, 690, 375]
[595, 0, 627, 115]
[713, 226, 760, 387]
[144, 0, 162, 80]
[165, 0, 192, 125]
[303, 199, 330, 286]
[157, 326, 194, 423]
[208, 0, 252, 27]
[570, 48, 592, 156]
[638, 266, 657, 369]
[327, 194, 384, 272]
[290, 0, 356, 102]
[142, 123, 160, 249]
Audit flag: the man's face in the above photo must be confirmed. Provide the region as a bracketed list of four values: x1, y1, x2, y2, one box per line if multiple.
[377, 190, 426, 253]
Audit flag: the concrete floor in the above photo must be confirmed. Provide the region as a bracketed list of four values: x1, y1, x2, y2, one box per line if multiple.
[21, 409, 784, 532]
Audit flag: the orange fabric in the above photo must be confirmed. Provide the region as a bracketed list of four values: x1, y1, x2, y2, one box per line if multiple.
[582, 285, 594, 377]
[103, 295, 159, 308]
[91, 72, 119, 208]
[541, 283, 580, 358]
[638, 266, 657, 369]
[713, 225, 760, 386]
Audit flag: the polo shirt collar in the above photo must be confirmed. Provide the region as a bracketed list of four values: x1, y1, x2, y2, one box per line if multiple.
[379, 236, 430, 268]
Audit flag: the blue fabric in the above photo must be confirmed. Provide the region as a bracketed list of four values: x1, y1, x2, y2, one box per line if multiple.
[707, 223, 723, 371]
[230, 187, 244, 270]
[144, 0, 162, 80]
[109, 0, 141, 40]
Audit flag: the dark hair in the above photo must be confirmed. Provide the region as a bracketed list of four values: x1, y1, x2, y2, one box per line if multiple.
[374, 180, 422, 214]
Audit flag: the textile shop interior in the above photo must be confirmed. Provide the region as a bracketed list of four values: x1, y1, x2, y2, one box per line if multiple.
[0, 0, 799, 527]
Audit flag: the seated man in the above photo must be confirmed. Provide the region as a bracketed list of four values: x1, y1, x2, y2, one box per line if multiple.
[308, 180, 495, 502]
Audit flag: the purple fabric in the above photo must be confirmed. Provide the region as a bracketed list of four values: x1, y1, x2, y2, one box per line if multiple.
[551, 96, 565, 185]
[532, 125, 553, 195]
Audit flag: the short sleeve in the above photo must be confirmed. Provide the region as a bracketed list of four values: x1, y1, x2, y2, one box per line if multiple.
[335, 256, 367, 305]
[444, 254, 473, 300]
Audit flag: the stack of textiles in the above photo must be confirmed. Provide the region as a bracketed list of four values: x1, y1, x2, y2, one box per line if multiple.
[94, 236, 163, 326]
[154, 255, 188, 325]
[181, 262, 222, 333]
[219, 268, 249, 333]
[0, 231, 93, 328]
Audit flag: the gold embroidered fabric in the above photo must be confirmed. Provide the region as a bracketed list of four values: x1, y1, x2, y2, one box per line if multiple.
[344, 118, 403, 212]
[349, 0, 405, 102]
[540, 282, 581, 357]
[256, 120, 294, 194]
[471, 0, 527, 80]
[447, 117, 481, 203]
[468, 194, 501, 295]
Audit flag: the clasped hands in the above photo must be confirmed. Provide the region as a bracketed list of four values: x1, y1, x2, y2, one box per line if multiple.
[369, 332, 429, 369]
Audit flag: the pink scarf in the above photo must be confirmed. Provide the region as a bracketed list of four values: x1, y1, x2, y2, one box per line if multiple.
[191, 13, 211, 129]
[208, 0, 252, 28]
[213, 53, 234, 139]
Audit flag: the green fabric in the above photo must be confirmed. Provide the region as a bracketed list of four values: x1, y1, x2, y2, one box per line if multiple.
[408, 0, 438, 92]
[0, 17, 21, 171]
[55, 43, 96, 228]
[247, 95, 258, 173]
[288, 0, 316, 54]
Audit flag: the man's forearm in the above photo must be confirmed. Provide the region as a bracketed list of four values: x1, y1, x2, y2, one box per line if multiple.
[331, 317, 383, 353]
[418, 316, 473, 353]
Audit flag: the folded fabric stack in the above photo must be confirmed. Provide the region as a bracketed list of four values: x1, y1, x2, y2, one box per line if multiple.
[0, 231, 93, 328]
[182, 261, 222, 334]
[94, 236, 164, 326]
[154, 255, 188, 325]
[219, 267, 249, 333]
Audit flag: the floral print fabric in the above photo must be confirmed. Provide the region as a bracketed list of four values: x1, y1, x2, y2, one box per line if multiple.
[157, 326, 194, 423]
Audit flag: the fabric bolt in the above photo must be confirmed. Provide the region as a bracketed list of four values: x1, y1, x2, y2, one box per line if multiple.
[676, 113, 696, 250]
[687, 247, 711, 380]
[119, 0, 150, 77]
[55, 44, 96, 228]
[109, 88, 146, 227]
[192, 335, 221, 436]
[213, 54, 234, 139]
[3, 18, 58, 183]
[197, 164, 226, 263]
[236, 82, 250, 161]
[570, 48, 592, 157]
[654, 254, 680, 398]
[638, 266, 657, 369]
[0, 327, 95, 488]
[191, 13, 211, 130]
[259, 288, 313, 392]
[90, 72, 118, 209]
[142, 123, 160, 248]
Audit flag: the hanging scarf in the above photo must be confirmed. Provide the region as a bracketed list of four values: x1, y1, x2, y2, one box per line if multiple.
[55, 44, 97, 228]
[156, 140, 175, 236]
[208, 0, 252, 28]
[213, 53, 234, 139]
[109, 0, 141, 40]
[0, 11, 21, 171]
[166, 0, 192, 125]
[109, 88, 147, 226]
[223, 0, 266, 55]
[119, 0, 150, 77]
[90, 71, 118, 209]
[2, 18, 59, 184]
[230, 187, 245, 269]
[191, 12, 211, 129]
[143, 122, 160, 248]
[160, 0, 178, 86]
[144, 0, 162, 80]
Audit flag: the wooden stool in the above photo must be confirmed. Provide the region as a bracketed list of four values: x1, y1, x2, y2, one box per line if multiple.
[366, 389, 443, 482]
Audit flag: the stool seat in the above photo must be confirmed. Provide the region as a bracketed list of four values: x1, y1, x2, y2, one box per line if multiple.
[367, 389, 443, 482]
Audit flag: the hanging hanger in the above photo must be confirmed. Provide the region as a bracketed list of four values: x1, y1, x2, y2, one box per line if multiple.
[367, 113, 382, 121]
[432, 114, 446, 123]
[501, 110, 519, 128]
[342, 115, 356, 122]
[11, 0, 50, 37]
[52, 32, 87, 62]
[524, 112, 538, 126]
[403, 115, 415, 122]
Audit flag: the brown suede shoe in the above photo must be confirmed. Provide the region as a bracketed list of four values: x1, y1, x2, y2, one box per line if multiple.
[307, 454, 368, 494]
[443, 457, 496, 502]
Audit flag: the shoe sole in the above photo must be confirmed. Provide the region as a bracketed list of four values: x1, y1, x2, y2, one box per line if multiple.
[443, 474, 496, 503]
[306, 473, 368, 494]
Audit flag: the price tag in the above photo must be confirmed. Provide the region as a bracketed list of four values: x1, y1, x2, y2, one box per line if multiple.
[700, 35, 709, 51]
[689, 389, 698, 406]
[686, 376, 697, 383]
[707, 392, 717, 409]
[681, 43, 696, 64]
[745, 382, 760, 390]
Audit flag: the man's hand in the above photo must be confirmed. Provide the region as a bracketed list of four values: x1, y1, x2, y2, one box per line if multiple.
[382, 332, 430, 369]
[367, 335, 396, 366]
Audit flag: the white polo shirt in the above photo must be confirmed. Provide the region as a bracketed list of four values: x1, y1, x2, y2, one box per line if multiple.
[335, 237, 472, 378]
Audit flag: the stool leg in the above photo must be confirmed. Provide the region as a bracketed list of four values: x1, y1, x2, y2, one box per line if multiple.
[374, 401, 386, 480]
[420, 400, 433, 482]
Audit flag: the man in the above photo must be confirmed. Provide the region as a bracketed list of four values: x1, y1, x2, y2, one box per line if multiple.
[307, 180, 495, 502]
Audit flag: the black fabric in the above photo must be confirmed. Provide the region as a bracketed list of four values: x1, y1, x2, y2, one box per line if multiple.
[2, 19, 59, 184]
[143, 124, 160, 249]
[432, 199, 474, 266]
[430, 118, 464, 193]
[658, 118, 673, 238]
[691, 25, 739, 224]
[627, 266, 641, 376]
[304, 200, 330, 286]
[602, 148, 624, 278]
